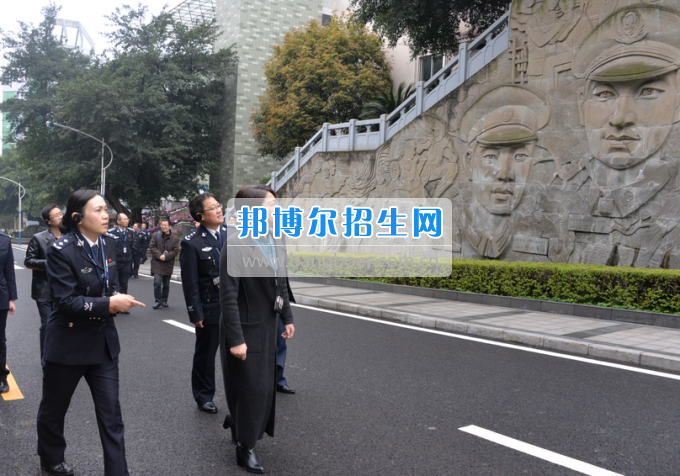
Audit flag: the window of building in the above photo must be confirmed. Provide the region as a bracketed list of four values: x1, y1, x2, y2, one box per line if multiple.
[322, 14, 332, 26]
[420, 54, 445, 82]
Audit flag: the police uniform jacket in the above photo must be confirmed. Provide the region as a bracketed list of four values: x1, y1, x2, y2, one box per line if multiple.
[180, 224, 229, 326]
[0, 233, 17, 310]
[44, 231, 120, 366]
[132, 230, 147, 254]
[24, 229, 57, 302]
[108, 226, 134, 263]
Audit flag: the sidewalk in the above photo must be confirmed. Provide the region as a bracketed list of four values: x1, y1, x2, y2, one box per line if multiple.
[287, 279, 680, 374]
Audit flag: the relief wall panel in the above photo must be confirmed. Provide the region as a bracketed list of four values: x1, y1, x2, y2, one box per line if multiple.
[278, 0, 680, 268]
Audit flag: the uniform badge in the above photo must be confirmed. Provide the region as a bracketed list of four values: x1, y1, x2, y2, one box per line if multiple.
[81, 267, 93, 274]
[84, 302, 93, 311]
[202, 247, 212, 252]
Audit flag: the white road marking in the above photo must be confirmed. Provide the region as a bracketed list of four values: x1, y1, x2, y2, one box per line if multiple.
[14, 264, 24, 269]
[163, 319, 195, 333]
[459, 425, 624, 476]
[291, 303, 680, 382]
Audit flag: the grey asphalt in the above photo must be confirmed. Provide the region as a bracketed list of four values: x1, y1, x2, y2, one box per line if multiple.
[2, 246, 679, 475]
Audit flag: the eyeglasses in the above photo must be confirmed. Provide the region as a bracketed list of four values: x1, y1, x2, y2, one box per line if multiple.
[49, 212, 64, 220]
[203, 203, 223, 213]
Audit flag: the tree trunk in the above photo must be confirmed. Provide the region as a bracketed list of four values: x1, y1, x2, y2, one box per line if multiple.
[105, 188, 130, 217]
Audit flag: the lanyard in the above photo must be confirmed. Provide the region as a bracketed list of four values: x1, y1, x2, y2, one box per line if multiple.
[203, 228, 222, 263]
[254, 235, 278, 277]
[118, 228, 128, 246]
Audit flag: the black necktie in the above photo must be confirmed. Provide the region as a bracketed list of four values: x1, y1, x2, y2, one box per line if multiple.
[216, 230, 223, 247]
[91, 244, 99, 264]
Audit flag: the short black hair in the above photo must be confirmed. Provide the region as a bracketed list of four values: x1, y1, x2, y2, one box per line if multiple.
[159, 218, 171, 226]
[60, 189, 100, 234]
[189, 192, 216, 221]
[41, 204, 60, 222]
[117, 212, 128, 223]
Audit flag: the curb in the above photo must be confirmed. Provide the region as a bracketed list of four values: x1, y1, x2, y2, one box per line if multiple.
[295, 295, 680, 374]
[288, 275, 680, 329]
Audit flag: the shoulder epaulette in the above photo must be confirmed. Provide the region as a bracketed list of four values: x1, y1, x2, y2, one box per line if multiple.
[184, 231, 198, 241]
[52, 235, 75, 250]
[108, 227, 117, 233]
[0, 232, 10, 238]
[104, 232, 118, 240]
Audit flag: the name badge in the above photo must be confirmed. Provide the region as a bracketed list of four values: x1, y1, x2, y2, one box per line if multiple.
[123, 247, 128, 253]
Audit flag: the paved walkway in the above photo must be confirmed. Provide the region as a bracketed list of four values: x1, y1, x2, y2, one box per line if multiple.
[288, 280, 680, 373]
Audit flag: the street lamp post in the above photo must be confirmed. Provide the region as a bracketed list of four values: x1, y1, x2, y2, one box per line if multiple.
[52, 123, 113, 200]
[0, 177, 26, 245]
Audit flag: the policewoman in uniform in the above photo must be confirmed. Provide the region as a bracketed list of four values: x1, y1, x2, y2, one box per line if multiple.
[37, 189, 145, 476]
[180, 192, 230, 414]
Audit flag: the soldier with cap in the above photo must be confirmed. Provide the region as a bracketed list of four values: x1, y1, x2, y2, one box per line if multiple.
[459, 85, 552, 258]
[572, 5, 680, 218]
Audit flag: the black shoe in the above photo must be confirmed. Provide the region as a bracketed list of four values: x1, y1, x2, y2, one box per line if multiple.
[236, 444, 264, 474]
[132, 275, 138, 279]
[153, 302, 162, 309]
[40, 459, 74, 476]
[162, 302, 168, 308]
[277, 384, 295, 394]
[0, 379, 8, 393]
[198, 401, 218, 414]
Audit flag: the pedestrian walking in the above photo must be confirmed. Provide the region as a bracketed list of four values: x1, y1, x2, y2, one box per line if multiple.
[0, 229, 17, 394]
[108, 213, 134, 298]
[219, 184, 295, 474]
[140, 222, 150, 265]
[180, 193, 231, 414]
[24, 204, 62, 358]
[149, 219, 179, 309]
[130, 223, 146, 278]
[36, 189, 144, 476]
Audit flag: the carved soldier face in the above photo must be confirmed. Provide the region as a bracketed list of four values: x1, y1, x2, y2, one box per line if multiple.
[465, 141, 535, 215]
[389, 161, 401, 180]
[579, 71, 680, 169]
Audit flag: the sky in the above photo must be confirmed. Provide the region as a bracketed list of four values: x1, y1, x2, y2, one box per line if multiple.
[1, 0, 176, 62]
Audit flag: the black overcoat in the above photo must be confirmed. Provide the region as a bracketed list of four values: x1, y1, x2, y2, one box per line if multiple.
[219, 233, 294, 448]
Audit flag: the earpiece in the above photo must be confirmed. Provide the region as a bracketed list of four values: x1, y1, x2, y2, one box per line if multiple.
[195, 213, 203, 222]
[72, 213, 82, 225]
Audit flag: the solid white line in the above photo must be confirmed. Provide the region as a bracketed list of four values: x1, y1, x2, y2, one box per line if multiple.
[290, 303, 680, 382]
[14, 264, 24, 269]
[163, 319, 195, 333]
[459, 425, 624, 476]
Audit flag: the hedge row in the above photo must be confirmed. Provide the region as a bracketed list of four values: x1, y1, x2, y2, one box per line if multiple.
[286, 252, 680, 314]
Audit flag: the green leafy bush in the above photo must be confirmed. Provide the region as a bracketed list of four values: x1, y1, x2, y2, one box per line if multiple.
[288, 253, 680, 314]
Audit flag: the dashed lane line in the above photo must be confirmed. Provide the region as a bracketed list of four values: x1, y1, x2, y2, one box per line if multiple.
[163, 319, 195, 333]
[459, 425, 624, 476]
[1, 367, 24, 401]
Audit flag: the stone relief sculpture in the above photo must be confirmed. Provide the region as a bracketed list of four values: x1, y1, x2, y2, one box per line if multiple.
[458, 85, 553, 258]
[276, 0, 680, 269]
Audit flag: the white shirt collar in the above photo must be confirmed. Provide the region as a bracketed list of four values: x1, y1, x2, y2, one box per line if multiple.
[82, 234, 98, 248]
[204, 226, 219, 238]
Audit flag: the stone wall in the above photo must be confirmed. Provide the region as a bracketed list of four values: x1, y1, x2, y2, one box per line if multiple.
[277, 0, 680, 269]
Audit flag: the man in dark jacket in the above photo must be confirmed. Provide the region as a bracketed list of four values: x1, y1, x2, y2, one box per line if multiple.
[140, 222, 150, 264]
[130, 223, 146, 278]
[108, 213, 134, 296]
[24, 204, 62, 357]
[180, 193, 230, 414]
[0, 231, 18, 393]
[149, 219, 180, 309]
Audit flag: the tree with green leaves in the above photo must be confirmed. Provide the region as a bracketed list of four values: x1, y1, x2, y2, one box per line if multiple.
[349, 0, 508, 57]
[359, 82, 415, 119]
[1, 4, 237, 221]
[252, 15, 392, 160]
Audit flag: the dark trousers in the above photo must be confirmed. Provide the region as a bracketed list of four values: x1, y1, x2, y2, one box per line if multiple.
[36, 301, 54, 358]
[0, 309, 8, 380]
[37, 358, 128, 476]
[192, 323, 219, 404]
[118, 260, 132, 294]
[131, 252, 143, 277]
[276, 317, 288, 387]
[153, 274, 171, 304]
